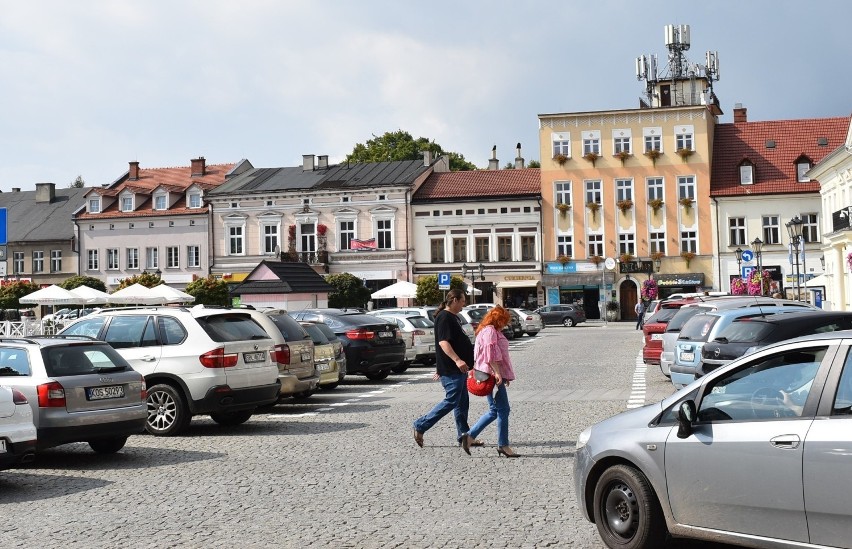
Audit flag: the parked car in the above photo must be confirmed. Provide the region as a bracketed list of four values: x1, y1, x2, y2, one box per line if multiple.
[375, 307, 475, 343]
[641, 305, 686, 370]
[42, 308, 70, 324]
[669, 306, 819, 389]
[0, 337, 146, 453]
[0, 385, 37, 469]
[575, 329, 852, 548]
[534, 304, 586, 327]
[460, 307, 520, 339]
[59, 305, 281, 436]
[307, 321, 347, 388]
[289, 309, 406, 381]
[699, 310, 852, 379]
[251, 309, 318, 400]
[640, 299, 661, 325]
[298, 321, 342, 390]
[508, 308, 544, 337]
[369, 312, 436, 372]
[462, 303, 500, 310]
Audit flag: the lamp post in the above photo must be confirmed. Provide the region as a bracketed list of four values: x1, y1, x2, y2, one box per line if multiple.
[786, 215, 804, 301]
[653, 256, 662, 276]
[461, 263, 485, 305]
[751, 237, 764, 295]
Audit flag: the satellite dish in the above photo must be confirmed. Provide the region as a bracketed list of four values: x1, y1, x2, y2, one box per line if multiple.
[604, 257, 617, 270]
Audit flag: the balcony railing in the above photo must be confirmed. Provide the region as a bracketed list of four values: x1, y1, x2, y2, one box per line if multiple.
[280, 251, 329, 264]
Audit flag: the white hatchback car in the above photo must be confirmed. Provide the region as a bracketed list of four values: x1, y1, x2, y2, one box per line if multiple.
[369, 312, 436, 372]
[0, 385, 37, 470]
[59, 305, 281, 436]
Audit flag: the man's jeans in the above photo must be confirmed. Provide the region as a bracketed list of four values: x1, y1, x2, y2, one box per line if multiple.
[468, 383, 510, 447]
[413, 373, 469, 441]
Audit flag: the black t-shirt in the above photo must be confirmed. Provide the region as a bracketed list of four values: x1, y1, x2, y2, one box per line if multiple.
[434, 309, 474, 377]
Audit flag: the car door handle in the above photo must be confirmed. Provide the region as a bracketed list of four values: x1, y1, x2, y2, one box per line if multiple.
[770, 435, 800, 449]
[139, 355, 157, 362]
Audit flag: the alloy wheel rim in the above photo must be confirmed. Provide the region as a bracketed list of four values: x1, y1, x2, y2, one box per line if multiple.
[147, 390, 177, 431]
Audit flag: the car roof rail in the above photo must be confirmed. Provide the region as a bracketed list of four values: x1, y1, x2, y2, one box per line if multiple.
[0, 337, 40, 344]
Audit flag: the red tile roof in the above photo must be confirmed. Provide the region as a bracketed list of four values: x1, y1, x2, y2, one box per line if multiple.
[711, 116, 849, 197]
[413, 168, 541, 201]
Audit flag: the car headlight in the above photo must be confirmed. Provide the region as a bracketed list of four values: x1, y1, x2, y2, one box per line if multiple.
[576, 427, 592, 450]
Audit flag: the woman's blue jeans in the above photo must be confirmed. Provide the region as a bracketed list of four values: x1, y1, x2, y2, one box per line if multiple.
[413, 373, 469, 441]
[468, 383, 510, 447]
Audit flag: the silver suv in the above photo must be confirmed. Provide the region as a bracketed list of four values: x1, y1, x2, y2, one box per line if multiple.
[249, 309, 318, 400]
[59, 306, 281, 436]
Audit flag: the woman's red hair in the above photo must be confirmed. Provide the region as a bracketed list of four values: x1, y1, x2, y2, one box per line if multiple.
[475, 305, 510, 335]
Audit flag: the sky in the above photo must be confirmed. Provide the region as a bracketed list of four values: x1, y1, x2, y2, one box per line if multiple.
[1, 0, 850, 191]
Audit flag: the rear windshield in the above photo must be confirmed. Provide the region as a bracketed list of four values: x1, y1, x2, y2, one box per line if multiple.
[407, 316, 434, 329]
[312, 322, 338, 342]
[645, 308, 678, 324]
[716, 320, 774, 343]
[678, 315, 719, 341]
[197, 314, 271, 342]
[667, 306, 711, 332]
[301, 323, 329, 345]
[42, 344, 132, 376]
[268, 314, 309, 341]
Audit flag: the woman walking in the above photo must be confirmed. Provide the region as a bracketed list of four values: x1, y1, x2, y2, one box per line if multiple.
[461, 305, 519, 458]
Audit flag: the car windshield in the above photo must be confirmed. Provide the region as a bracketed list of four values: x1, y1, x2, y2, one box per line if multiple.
[645, 308, 678, 324]
[268, 314, 310, 341]
[301, 323, 330, 345]
[715, 319, 775, 343]
[667, 306, 711, 332]
[197, 314, 271, 342]
[312, 322, 339, 341]
[406, 316, 434, 329]
[42, 344, 131, 376]
[678, 314, 719, 341]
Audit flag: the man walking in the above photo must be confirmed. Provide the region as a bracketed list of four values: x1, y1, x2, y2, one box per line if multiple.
[635, 300, 646, 330]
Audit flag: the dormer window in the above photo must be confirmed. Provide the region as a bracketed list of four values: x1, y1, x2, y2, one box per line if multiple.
[189, 193, 202, 208]
[739, 159, 755, 185]
[121, 196, 133, 212]
[795, 155, 812, 182]
[88, 198, 100, 213]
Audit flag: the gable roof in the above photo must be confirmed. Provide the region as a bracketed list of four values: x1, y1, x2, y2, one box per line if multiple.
[231, 260, 333, 295]
[0, 185, 90, 243]
[210, 166, 329, 195]
[711, 116, 849, 197]
[412, 168, 541, 202]
[315, 159, 430, 189]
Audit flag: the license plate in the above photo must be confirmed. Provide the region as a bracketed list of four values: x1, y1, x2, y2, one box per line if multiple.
[87, 385, 125, 400]
[681, 352, 695, 362]
[317, 362, 332, 372]
[0, 439, 6, 453]
[651, 334, 663, 340]
[301, 351, 312, 362]
[243, 352, 266, 363]
[378, 331, 393, 338]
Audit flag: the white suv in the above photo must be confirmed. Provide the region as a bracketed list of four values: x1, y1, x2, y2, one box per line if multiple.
[59, 305, 281, 436]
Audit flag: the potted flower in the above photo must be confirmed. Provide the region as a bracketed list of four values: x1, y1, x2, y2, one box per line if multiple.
[676, 148, 694, 162]
[619, 252, 634, 264]
[730, 277, 747, 296]
[679, 197, 694, 212]
[583, 151, 600, 167]
[680, 251, 696, 268]
[616, 199, 633, 214]
[586, 201, 600, 220]
[847, 252, 852, 272]
[589, 255, 604, 266]
[605, 300, 620, 321]
[641, 279, 658, 301]
[615, 150, 631, 166]
[556, 254, 571, 265]
[650, 251, 665, 261]
[644, 149, 662, 166]
[554, 153, 569, 166]
[747, 269, 771, 296]
[556, 203, 571, 216]
[648, 198, 664, 214]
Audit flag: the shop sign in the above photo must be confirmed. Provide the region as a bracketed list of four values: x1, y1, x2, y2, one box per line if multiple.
[655, 273, 705, 287]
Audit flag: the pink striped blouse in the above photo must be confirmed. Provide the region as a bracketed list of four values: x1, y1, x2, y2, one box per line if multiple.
[473, 325, 516, 381]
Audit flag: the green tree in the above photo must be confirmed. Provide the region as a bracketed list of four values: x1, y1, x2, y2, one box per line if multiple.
[60, 275, 106, 292]
[346, 130, 477, 171]
[325, 273, 371, 308]
[185, 276, 230, 306]
[527, 159, 541, 168]
[69, 175, 85, 188]
[0, 280, 41, 310]
[116, 272, 162, 290]
[415, 275, 466, 306]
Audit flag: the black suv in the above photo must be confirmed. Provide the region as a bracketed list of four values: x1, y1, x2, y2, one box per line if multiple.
[289, 309, 405, 381]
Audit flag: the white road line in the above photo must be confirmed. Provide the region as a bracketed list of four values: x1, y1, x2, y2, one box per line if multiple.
[627, 352, 647, 409]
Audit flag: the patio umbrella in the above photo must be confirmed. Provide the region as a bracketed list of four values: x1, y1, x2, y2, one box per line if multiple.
[109, 283, 165, 305]
[148, 284, 195, 304]
[371, 280, 418, 299]
[19, 285, 86, 306]
[463, 283, 483, 296]
[68, 285, 112, 305]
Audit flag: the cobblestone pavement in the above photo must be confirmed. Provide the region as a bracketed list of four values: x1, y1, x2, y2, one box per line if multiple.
[0, 322, 729, 548]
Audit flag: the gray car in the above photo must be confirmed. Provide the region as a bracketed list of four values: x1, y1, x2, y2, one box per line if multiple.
[575, 329, 852, 548]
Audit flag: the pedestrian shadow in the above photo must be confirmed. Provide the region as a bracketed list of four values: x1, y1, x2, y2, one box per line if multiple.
[186, 418, 371, 437]
[11, 445, 224, 473]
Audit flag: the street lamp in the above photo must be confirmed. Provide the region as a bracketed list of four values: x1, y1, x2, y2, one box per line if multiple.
[751, 237, 764, 295]
[734, 247, 743, 271]
[786, 215, 804, 301]
[653, 256, 662, 274]
[461, 262, 485, 305]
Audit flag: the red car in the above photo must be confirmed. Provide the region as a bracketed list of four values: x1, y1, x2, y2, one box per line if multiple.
[641, 298, 698, 366]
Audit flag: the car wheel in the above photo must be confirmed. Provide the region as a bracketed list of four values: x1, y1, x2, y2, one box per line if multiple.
[319, 382, 339, 390]
[88, 436, 128, 454]
[146, 383, 191, 436]
[209, 410, 254, 426]
[365, 371, 390, 381]
[593, 464, 667, 549]
[562, 317, 575, 327]
[526, 331, 538, 337]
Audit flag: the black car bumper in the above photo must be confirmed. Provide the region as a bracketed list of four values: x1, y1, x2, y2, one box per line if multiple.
[192, 381, 281, 414]
[0, 439, 37, 469]
[36, 418, 146, 450]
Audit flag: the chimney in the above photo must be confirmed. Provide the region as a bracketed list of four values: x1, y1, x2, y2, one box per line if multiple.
[35, 182, 56, 203]
[733, 103, 747, 123]
[11, 188, 20, 192]
[514, 142, 525, 169]
[422, 150, 432, 166]
[190, 157, 206, 176]
[488, 145, 499, 170]
[128, 161, 140, 180]
[317, 155, 328, 169]
[303, 154, 315, 172]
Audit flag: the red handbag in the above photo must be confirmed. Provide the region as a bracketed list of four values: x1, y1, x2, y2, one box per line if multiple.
[467, 369, 495, 396]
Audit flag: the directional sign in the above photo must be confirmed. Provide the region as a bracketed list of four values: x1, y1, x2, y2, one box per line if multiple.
[740, 249, 754, 263]
[437, 272, 451, 290]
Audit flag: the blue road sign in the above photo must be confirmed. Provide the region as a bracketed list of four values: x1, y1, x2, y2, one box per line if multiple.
[742, 266, 755, 279]
[0, 208, 6, 245]
[438, 272, 451, 290]
[740, 249, 754, 263]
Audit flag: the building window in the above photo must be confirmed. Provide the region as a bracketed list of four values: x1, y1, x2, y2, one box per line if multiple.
[675, 125, 694, 151]
[649, 232, 666, 254]
[376, 219, 392, 249]
[680, 231, 697, 253]
[299, 223, 317, 253]
[582, 131, 601, 155]
[555, 181, 571, 207]
[50, 250, 61, 273]
[188, 193, 202, 208]
[475, 237, 490, 262]
[588, 234, 604, 257]
[497, 237, 512, 261]
[521, 236, 535, 261]
[645, 134, 662, 153]
[146, 247, 158, 269]
[121, 196, 133, 211]
[262, 224, 279, 254]
[127, 248, 139, 270]
[154, 195, 167, 210]
[613, 135, 631, 154]
[647, 177, 664, 201]
[187, 245, 200, 268]
[228, 225, 244, 255]
[729, 217, 746, 246]
[12, 252, 24, 274]
[677, 176, 696, 201]
[107, 248, 119, 270]
[739, 161, 754, 185]
[166, 246, 179, 268]
[797, 161, 812, 182]
[616, 179, 633, 202]
[801, 213, 818, 243]
[341, 196, 350, 203]
[88, 198, 100, 213]
[430, 239, 445, 263]
[453, 238, 467, 263]
[552, 133, 570, 157]
[585, 180, 602, 204]
[618, 233, 636, 256]
[339, 220, 355, 251]
[377, 195, 387, 201]
[557, 235, 572, 258]
[762, 215, 780, 245]
[32, 251, 44, 273]
[87, 249, 99, 271]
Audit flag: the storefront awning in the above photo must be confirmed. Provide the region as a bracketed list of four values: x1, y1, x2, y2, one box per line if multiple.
[495, 280, 539, 289]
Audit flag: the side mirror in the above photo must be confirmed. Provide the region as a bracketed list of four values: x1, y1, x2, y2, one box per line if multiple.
[676, 400, 697, 439]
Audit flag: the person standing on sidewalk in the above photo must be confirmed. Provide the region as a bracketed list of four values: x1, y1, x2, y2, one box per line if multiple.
[634, 300, 646, 330]
[460, 305, 519, 458]
[413, 288, 478, 449]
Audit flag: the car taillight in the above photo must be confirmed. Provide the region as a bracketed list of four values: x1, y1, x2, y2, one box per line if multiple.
[272, 344, 291, 365]
[335, 345, 344, 359]
[199, 348, 238, 368]
[345, 329, 375, 340]
[37, 382, 66, 408]
[413, 329, 426, 336]
[11, 388, 28, 405]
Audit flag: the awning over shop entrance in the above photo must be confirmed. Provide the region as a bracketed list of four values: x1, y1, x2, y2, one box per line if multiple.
[495, 280, 539, 289]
